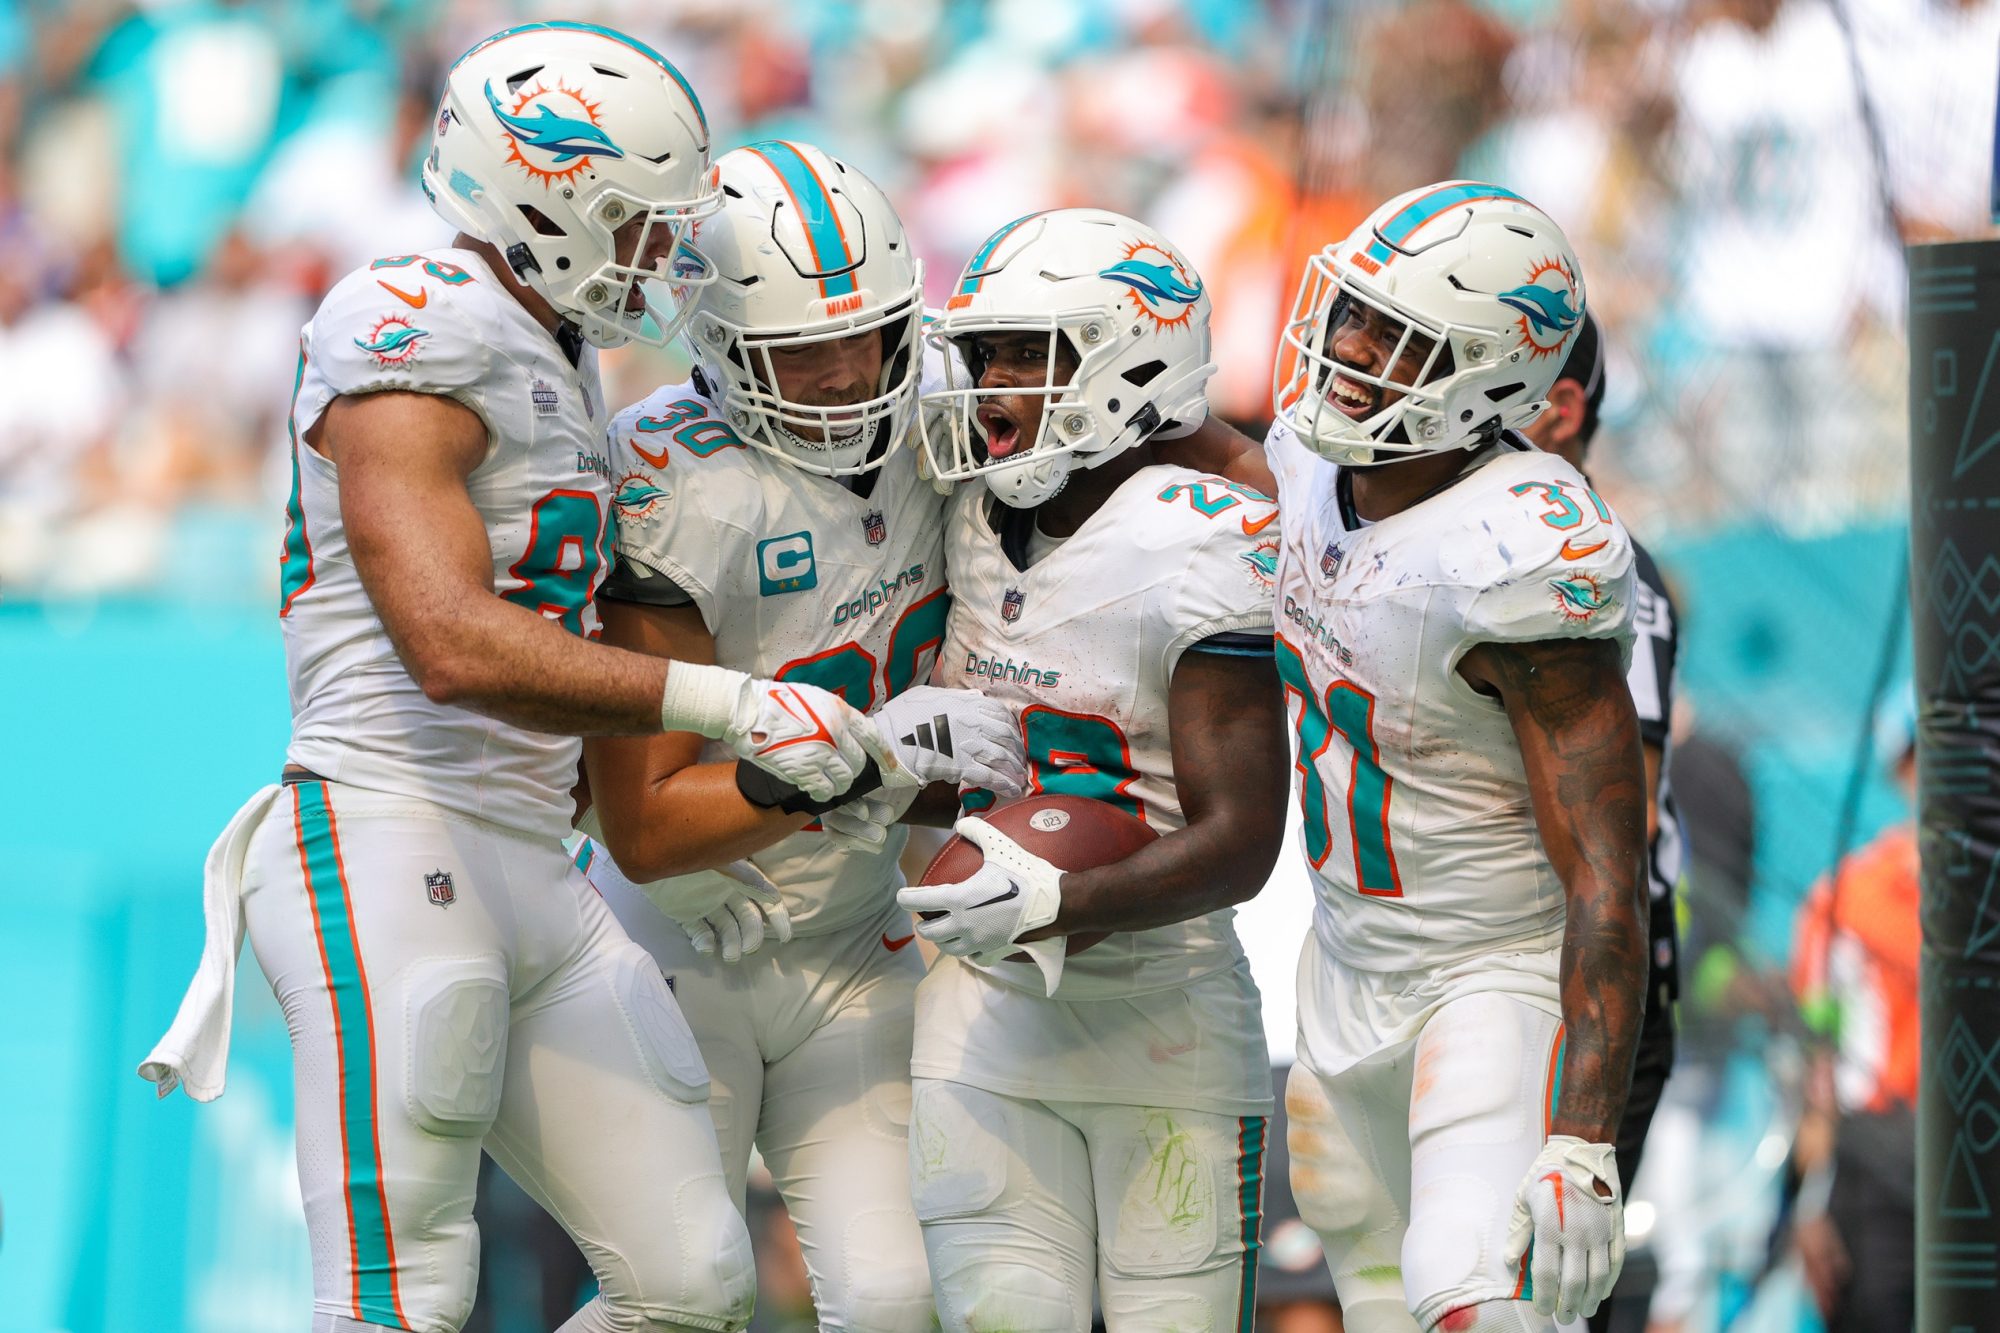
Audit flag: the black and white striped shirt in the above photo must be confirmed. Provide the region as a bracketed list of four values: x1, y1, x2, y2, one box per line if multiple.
[1629, 541, 1685, 999]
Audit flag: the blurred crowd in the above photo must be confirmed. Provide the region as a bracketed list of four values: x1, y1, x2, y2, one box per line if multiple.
[0, 0, 1992, 599]
[0, 3, 1966, 1328]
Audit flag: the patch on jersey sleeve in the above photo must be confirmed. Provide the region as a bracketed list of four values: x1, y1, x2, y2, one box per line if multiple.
[1549, 570, 1614, 624]
[1242, 537, 1279, 590]
[613, 471, 670, 519]
[354, 313, 430, 367]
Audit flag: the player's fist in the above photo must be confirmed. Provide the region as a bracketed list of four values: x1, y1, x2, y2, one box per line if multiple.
[726, 677, 902, 801]
[870, 686, 1026, 796]
[659, 662, 905, 803]
[1503, 1135, 1625, 1323]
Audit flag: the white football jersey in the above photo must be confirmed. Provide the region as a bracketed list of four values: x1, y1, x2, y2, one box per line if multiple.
[605, 380, 950, 937]
[934, 464, 1279, 999]
[1265, 424, 1637, 975]
[282, 248, 612, 842]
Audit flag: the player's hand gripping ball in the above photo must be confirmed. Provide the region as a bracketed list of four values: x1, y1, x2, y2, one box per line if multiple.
[904, 794, 1157, 958]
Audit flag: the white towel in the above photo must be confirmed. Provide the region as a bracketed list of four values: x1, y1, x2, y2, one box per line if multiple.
[137, 784, 283, 1102]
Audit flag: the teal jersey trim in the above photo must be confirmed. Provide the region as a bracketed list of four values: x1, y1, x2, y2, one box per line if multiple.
[294, 782, 405, 1325]
[1364, 183, 1525, 267]
[279, 350, 314, 617]
[745, 140, 856, 297]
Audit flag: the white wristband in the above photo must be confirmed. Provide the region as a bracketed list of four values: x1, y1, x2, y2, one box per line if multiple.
[659, 662, 748, 738]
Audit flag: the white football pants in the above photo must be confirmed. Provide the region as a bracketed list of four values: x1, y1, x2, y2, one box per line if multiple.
[241, 780, 755, 1333]
[908, 1079, 1268, 1333]
[593, 863, 933, 1333]
[1286, 984, 1565, 1333]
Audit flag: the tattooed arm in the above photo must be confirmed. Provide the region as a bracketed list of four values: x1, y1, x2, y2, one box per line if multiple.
[1459, 635, 1648, 1145]
[1018, 646, 1289, 939]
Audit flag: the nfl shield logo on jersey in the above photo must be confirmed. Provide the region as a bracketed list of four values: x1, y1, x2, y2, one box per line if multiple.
[1321, 541, 1345, 578]
[1001, 587, 1025, 623]
[862, 510, 887, 546]
[425, 869, 455, 908]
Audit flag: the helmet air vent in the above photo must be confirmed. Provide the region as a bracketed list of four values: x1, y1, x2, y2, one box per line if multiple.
[518, 205, 566, 237]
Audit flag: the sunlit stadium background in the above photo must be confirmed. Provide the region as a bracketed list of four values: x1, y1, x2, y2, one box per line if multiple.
[0, 0, 1990, 1329]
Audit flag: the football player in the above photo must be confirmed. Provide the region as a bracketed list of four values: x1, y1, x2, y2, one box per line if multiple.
[1520, 313, 1687, 1333]
[578, 142, 1027, 1332]
[896, 208, 1290, 1332]
[1265, 184, 1648, 1332]
[140, 28, 896, 1333]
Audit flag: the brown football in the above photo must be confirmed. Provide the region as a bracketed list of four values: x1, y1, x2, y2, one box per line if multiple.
[920, 793, 1158, 956]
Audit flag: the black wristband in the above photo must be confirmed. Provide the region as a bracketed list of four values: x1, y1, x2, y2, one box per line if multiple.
[734, 757, 883, 816]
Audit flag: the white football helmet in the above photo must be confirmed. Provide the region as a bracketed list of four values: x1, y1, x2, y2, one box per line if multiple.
[920, 208, 1215, 508]
[1274, 182, 1586, 466]
[422, 21, 723, 349]
[681, 141, 924, 476]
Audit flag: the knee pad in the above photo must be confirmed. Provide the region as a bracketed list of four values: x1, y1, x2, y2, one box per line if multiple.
[1098, 1110, 1226, 1279]
[609, 941, 711, 1105]
[578, 1193, 755, 1333]
[928, 1251, 1078, 1333]
[1099, 1287, 1219, 1331]
[402, 959, 509, 1137]
[1425, 1298, 1548, 1332]
[834, 1256, 935, 1333]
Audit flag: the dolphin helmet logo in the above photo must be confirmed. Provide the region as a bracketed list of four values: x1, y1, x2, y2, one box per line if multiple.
[485, 79, 623, 187]
[1498, 257, 1581, 359]
[1099, 241, 1204, 331]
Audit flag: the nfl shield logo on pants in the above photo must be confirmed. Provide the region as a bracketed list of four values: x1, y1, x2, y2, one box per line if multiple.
[862, 510, 887, 546]
[426, 869, 455, 908]
[1001, 588, 1024, 623]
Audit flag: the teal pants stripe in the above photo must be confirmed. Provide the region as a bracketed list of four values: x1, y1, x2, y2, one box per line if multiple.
[1517, 1024, 1569, 1305]
[295, 781, 407, 1327]
[1236, 1114, 1268, 1333]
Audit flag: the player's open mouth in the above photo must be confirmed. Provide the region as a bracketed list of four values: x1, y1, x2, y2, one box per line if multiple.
[623, 283, 648, 317]
[977, 401, 1024, 459]
[1330, 372, 1376, 420]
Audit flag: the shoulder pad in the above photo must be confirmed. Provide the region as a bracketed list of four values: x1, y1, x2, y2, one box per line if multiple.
[311, 253, 495, 400]
[608, 384, 753, 470]
[1441, 456, 1636, 643]
[606, 385, 767, 603]
[1144, 469, 1279, 636]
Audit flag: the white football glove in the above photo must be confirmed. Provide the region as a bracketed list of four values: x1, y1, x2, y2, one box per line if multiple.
[870, 687, 1026, 796]
[680, 859, 794, 963]
[896, 816, 1067, 995]
[1503, 1135, 1626, 1323]
[819, 783, 920, 853]
[659, 663, 904, 803]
